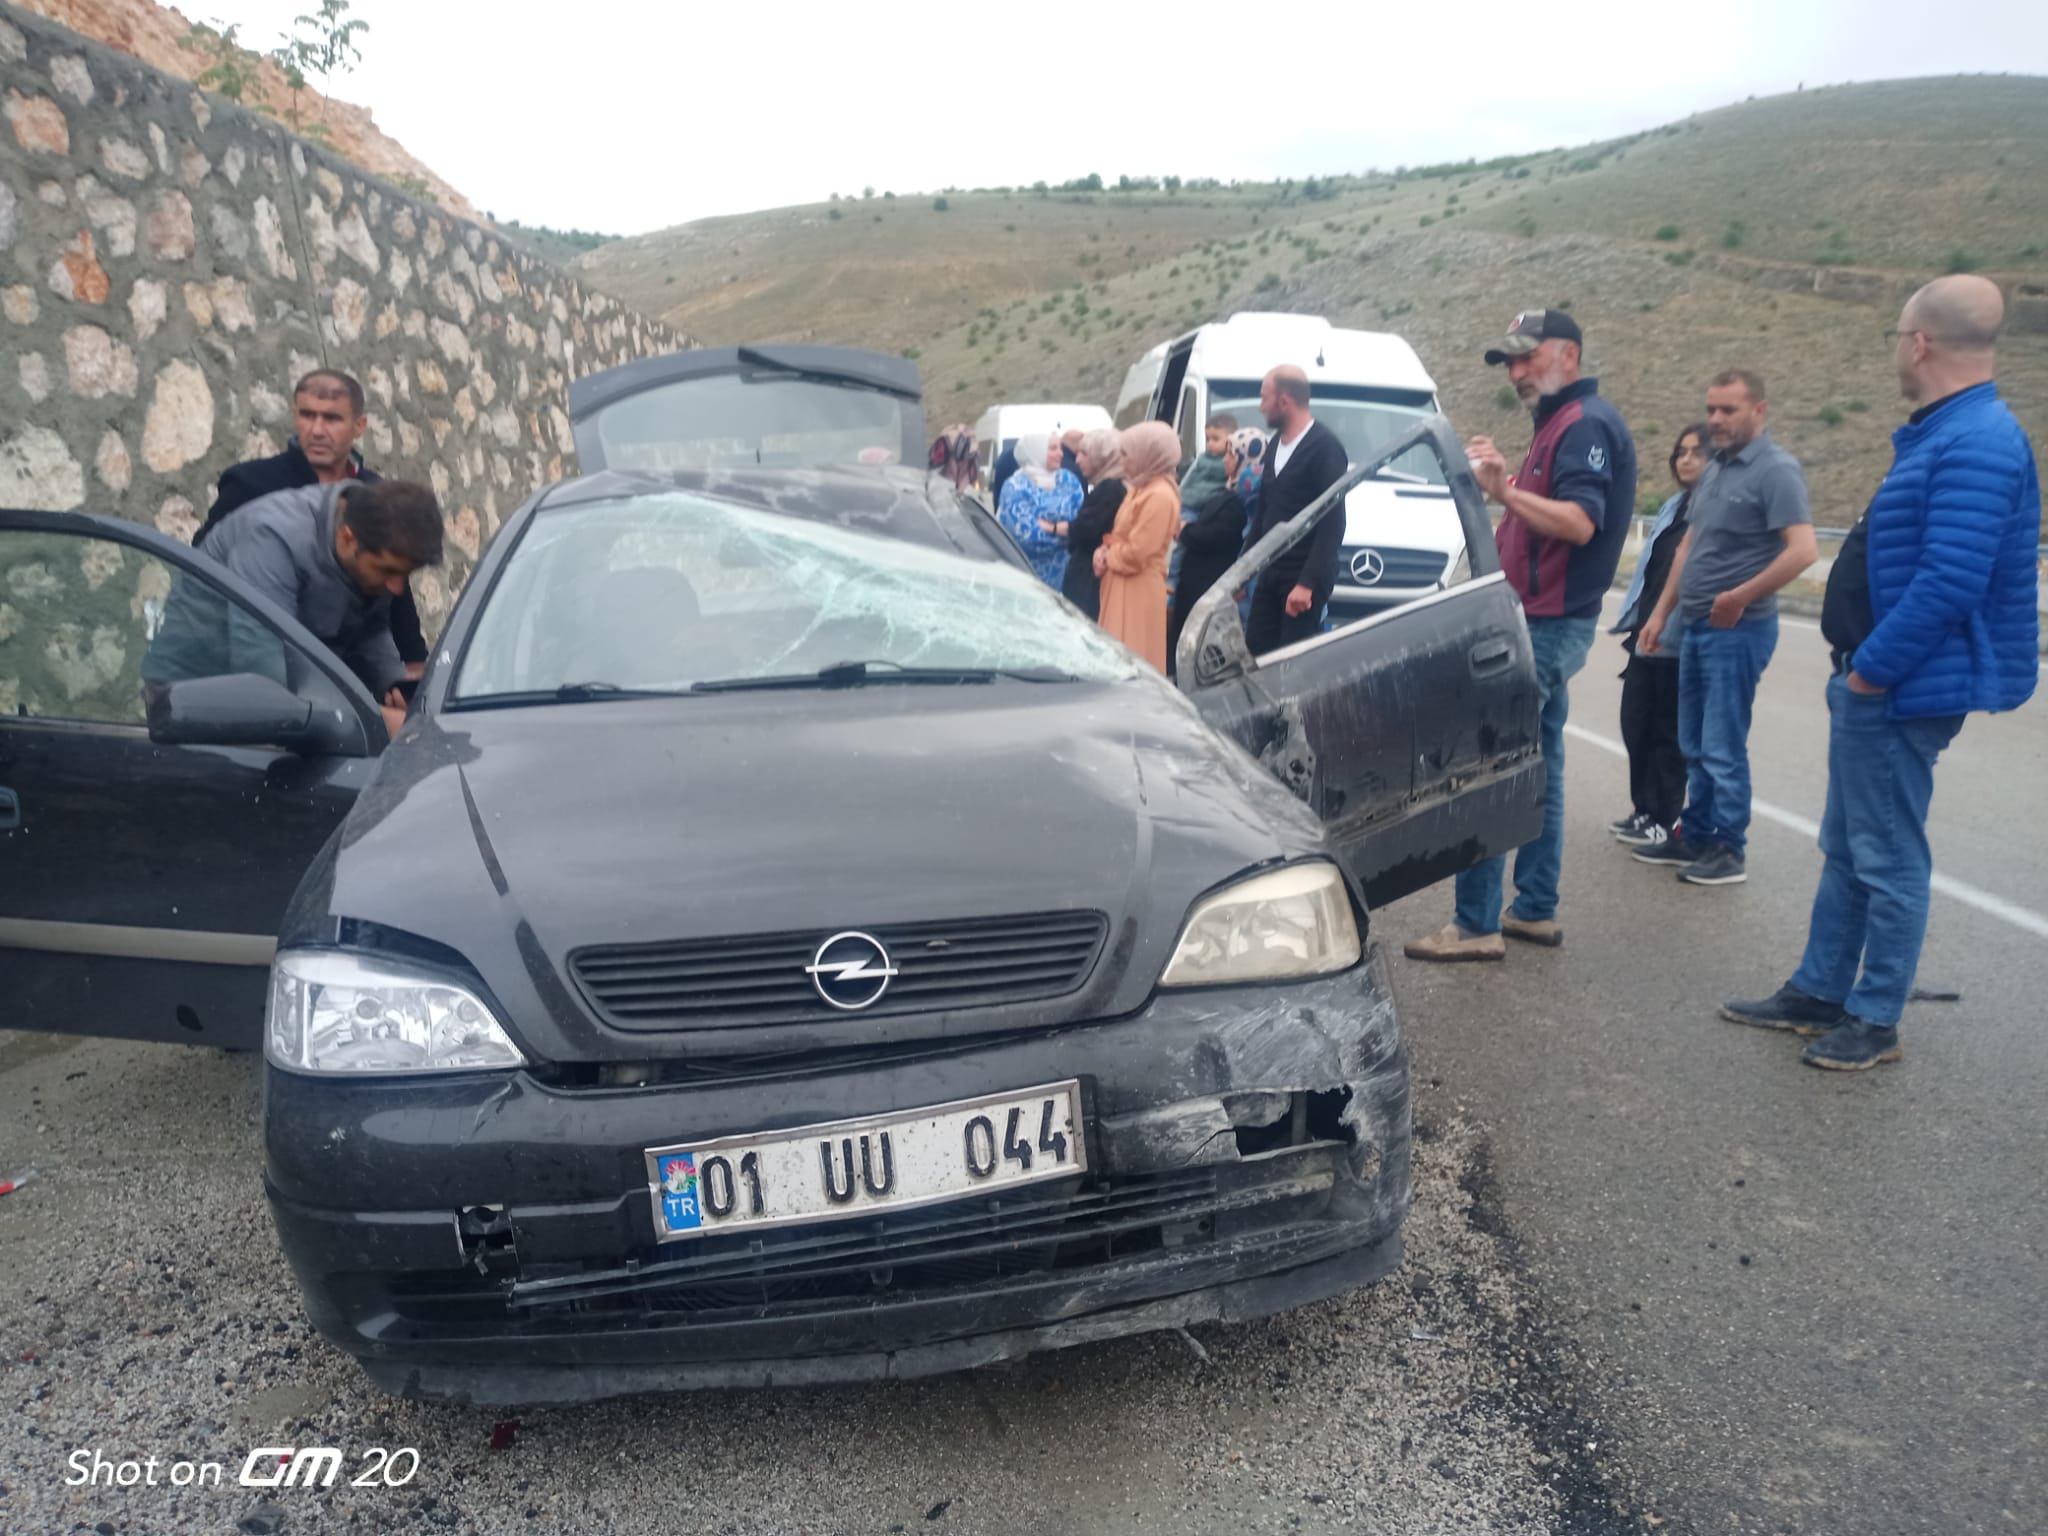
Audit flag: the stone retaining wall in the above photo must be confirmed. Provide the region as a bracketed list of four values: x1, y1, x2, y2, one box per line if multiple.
[0, 2, 687, 641]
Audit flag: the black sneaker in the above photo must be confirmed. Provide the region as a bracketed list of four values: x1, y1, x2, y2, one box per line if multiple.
[1617, 819, 1670, 850]
[1679, 846, 1747, 886]
[1801, 1018, 1904, 1071]
[1721, 983, 1846, 1036]
[1609, 811, 1648, 838]
[1630, 835, 1701, 868]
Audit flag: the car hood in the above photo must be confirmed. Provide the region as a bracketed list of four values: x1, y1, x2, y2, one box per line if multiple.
[317, 680, 1329, 1059]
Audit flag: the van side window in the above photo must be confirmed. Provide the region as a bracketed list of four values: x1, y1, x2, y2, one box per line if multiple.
[1177, 384, 1200, 466]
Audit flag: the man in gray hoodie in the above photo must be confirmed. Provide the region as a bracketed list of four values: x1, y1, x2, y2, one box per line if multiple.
[145, 479, 443, 738]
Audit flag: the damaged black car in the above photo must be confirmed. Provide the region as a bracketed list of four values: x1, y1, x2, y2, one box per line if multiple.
[0, 347, 1543, 1402]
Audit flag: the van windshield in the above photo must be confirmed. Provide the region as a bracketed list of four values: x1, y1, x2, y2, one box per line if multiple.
[1204, 381, 1445, 483]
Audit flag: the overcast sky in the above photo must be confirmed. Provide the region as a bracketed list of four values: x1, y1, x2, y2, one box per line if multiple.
[211, 0, 2047, 237]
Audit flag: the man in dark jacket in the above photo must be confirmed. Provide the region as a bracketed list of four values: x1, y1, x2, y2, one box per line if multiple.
[1243, 365, 1350, 654]
[1723, 276, 2040, 1071]
[1406, 308, 1636, 963]
[198, 369, 428, 675]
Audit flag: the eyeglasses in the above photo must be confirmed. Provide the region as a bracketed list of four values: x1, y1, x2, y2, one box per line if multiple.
[1882, 328, 1919, 343]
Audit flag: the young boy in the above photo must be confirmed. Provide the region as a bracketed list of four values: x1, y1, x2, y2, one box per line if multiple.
[1170, 414, 1237, 595]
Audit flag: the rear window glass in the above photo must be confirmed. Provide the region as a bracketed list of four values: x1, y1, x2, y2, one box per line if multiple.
[454, 493, 1139, 698]
[589, 374, 911, 471]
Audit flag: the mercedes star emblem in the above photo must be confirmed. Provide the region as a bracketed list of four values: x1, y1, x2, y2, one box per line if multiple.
[1349, 548, 1388, 585]
[805, 931, 900, 1011]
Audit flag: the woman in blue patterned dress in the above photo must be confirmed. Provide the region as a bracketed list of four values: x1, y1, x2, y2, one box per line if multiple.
[996, 433, 1082, 590]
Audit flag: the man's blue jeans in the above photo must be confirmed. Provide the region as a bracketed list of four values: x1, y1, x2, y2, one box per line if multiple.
[1789, 674, 1963, 1025]
[1454, 615, 1597, 934]
[1678, 618, 1778, 857]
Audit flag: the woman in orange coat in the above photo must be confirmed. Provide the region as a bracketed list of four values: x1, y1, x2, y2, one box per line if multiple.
[1093, 421, 1182, 671]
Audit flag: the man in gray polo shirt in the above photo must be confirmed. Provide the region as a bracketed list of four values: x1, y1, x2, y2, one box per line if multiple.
[1636, 369, 1817, 885]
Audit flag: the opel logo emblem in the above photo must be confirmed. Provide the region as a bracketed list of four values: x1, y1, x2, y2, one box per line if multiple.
[1349, 548, 1387, 586]
[805, 931, 899, 1011]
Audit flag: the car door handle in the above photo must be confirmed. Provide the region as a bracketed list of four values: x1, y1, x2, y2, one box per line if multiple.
[0, 788, 18, 832]
[1469, 640, 1513, 675]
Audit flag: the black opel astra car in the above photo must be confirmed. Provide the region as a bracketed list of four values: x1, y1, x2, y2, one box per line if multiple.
[0, 347, 1543, 1402]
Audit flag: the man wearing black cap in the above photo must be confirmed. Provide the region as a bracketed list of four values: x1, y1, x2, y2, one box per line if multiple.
[1406, 308, 1637, 963]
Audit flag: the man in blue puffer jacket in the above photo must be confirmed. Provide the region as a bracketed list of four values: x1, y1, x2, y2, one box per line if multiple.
[1723, 276, 2040, 1070]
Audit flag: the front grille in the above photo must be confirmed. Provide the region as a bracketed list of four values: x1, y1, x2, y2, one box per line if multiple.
[508, 1168, 1230, 1317]
[571, 910, 1110, 1030]
[1337, 544, 1450, 589]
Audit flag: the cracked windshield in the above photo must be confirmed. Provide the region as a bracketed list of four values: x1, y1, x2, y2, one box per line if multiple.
[453, 493, 1140, 696]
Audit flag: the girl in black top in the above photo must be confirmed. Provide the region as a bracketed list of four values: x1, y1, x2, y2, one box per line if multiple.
[1611, 423, 1707, 845]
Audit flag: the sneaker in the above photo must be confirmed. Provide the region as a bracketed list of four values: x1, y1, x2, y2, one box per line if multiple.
[1402, 924, 1507, 963]
[1616, 819, 1671, 850]
[1721, 984, 1846, 1036]
[1679, 846, 1748, 886]
[1501, 913, 1564, 947]
[1801, 1018, 1904, 1071]
[1630, 836, 1702, 868]
[1609, 811, 1648, 837]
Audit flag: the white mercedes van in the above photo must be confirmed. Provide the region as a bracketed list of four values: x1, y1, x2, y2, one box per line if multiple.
[1116, 314, 1469, 622]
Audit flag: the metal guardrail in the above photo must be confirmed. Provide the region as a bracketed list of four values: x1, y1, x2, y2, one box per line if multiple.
[1629, 513, 2046, 560]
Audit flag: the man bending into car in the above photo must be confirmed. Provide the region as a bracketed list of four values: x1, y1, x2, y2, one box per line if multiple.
[147, 479, 444, 740]
[198, 368, 430, 680]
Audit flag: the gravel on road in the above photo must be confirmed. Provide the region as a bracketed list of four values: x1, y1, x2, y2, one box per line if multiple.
[0, 1028, 1641, 1536]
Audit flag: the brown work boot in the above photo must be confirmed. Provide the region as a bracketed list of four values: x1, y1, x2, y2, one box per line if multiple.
[1501, 914, 1563, 947]
[1402, 924, 1506, 963]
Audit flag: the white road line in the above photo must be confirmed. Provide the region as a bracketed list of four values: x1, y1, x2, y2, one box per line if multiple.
[1561, 722, 2048, 941]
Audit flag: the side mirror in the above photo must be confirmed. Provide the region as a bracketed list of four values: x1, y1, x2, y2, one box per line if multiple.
[147, 673, 314, 748]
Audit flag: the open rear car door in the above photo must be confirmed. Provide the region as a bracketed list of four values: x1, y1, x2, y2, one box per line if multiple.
[1177, 417, 1545, 910]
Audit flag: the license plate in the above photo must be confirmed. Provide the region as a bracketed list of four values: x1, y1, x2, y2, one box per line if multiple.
[644, 1080, 1087, 1243]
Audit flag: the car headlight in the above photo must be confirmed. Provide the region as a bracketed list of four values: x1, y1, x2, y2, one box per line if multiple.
[266, 950, 527, 1075]
[1158, 862, 1361, 988]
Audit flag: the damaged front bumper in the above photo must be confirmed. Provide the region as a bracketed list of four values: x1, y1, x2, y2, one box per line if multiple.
[263, 944, 1411, 1403]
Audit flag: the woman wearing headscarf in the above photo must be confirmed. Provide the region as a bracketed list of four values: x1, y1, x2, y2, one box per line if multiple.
[1168, 426, 1265, 667]
[1050, 427, 1125, 620]
[1094, 421, 1181, 670]
[996, 432, 1082, 590]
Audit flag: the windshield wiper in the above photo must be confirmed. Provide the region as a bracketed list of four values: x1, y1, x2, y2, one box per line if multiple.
[450, 681, 694, 711]
[690, 659, 1077, 693]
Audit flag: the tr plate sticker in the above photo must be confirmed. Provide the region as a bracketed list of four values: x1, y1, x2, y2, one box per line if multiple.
[658, 1153, 702, 1232]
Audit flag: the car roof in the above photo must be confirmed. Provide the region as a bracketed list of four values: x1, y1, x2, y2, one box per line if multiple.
[533, 464, 1030, 571]
[567, 344, 921, 423]
[972, 403, 1113, 438]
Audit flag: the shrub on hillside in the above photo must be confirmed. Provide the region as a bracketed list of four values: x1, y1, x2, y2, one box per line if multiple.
[1817, 405, 1845, 428]
[1255, 273, 1281, 293]
[933, 197, 949, 211]
[1516, 216, 1537, 238]
[1721, 220, 1746, 249]
[1945, 250, 1979, 274]
[1655, 224, 1681, 241]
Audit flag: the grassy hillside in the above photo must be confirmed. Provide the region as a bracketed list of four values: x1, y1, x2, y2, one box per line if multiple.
[572, 185, 1390, 359]
[574, 78, 2048, 525]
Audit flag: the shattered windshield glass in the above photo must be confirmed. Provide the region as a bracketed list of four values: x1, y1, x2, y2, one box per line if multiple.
[453, 492, 1140, 700]
[590, 373, 911, 471]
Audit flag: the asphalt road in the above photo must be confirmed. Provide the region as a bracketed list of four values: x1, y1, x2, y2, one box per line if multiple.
[1375, 595, 2047, 1535]
[1, 597, 2038, 1535]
